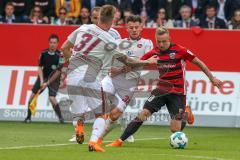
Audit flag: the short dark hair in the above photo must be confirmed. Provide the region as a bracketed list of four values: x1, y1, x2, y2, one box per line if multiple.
[126, 15, 142, 23]
[206, 5, 217, 11]
[49, 34, 59, 42]
[91, 6, 101, 13]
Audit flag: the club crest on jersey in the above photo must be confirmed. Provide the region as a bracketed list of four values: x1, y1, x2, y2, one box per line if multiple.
[137, 44, 143, 48]
[169, 53, 176, 59]
[127, 50, 133, 56]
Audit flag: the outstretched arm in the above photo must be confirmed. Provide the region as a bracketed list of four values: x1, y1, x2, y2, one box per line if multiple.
[191, 57, 222, 88]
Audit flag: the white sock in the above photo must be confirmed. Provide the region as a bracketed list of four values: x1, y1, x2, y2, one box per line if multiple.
[101, 117, 117, 138]
[90, 117, 106, 142]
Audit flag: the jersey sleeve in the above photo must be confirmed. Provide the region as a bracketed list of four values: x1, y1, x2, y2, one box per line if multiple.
[144, 40, 154, 53]
[67, 28, 79, 45]
[182, 48, 196, 62]
[140, 49, 156, 60]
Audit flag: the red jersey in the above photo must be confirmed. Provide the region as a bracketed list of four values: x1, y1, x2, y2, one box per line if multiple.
[141, 44, 196, 95]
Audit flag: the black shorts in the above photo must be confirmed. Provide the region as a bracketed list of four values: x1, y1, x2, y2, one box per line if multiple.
[144, 88, 186, 120]
[32, 76, 60, 97]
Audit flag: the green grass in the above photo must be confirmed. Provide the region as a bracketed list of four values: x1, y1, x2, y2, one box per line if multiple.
[0, 121, 239, 160]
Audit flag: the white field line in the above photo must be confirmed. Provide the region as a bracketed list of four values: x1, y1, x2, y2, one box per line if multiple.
[152, 153, 232, 160]
[0, 137, 167, 150]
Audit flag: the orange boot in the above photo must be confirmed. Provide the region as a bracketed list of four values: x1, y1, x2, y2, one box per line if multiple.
[75, 120, 84, 144]
[106, 139, 123, 147]
[88, 141, 105, 152]
[185, 106, 194, 125]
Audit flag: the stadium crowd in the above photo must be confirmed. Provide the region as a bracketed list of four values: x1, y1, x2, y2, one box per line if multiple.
[0, 0, 240, 29]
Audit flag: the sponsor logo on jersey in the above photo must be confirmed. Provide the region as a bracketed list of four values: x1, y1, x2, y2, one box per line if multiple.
[127, 50, 133, 56]
[147, 95, 155, 102]
[169, 52, 176, 59]
[51, 65, 57, 70]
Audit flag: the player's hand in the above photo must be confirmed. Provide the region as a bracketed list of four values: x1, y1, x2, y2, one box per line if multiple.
[210, 77, 222, 89]
[109, 67, 122, 77]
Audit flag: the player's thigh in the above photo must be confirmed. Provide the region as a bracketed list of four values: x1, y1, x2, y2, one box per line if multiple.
[166, 94, 185, 121]
[143, 88, 167, 114]
[102, 75, 116, 96]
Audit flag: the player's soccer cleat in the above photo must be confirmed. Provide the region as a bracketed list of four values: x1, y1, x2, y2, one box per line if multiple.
[185, 106, 194, 125]
[106, 139, 123, 147]
[76, 120, 85, 144]
[88, 141, 105, 152]
[97, 138, 103, 146]
[68, 135, 77, 142]
[126, 135, 135, 143]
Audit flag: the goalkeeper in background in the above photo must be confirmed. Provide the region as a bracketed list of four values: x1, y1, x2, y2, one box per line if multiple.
[24, 34, 64, 123]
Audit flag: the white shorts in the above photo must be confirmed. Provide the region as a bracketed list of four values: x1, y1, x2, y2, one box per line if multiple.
[101, 75, 138, 112]
[67, 70, 103, 115]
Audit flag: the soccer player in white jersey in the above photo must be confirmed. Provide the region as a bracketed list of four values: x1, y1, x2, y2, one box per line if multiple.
[67, 6, 122, 143]
[98, 15, 153, 144]
[61, 5, 153, 152]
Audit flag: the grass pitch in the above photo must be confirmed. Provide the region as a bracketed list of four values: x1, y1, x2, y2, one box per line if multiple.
[0, 121, 239, 160]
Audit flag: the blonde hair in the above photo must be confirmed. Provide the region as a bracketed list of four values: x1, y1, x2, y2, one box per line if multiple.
[155, 27, 169, 37]
[99, 5, 116, 23]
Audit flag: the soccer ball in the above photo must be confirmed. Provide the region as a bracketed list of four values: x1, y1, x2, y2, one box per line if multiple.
[169, 132, 188, 149]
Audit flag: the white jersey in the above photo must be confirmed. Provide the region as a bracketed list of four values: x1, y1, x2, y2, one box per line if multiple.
[109, 28, 121, 40]
[113, 37, 153, 79]
[67, 24, 124, 81]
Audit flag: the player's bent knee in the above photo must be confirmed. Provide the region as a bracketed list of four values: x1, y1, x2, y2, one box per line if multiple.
[110, 108, 123, 121]
[138, 109, 151, 122]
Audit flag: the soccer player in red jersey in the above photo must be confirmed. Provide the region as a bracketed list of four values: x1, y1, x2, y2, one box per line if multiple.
[107, 27, 222, 147]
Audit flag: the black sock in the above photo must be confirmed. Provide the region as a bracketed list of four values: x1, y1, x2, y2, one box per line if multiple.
[26, 103, 32, 119]
[120, 117, 143, 141]
[53, 104, 63, 119]
[181, 121, 186, 131]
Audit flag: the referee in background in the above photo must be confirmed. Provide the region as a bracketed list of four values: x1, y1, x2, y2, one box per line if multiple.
[24, 34, 64, 123]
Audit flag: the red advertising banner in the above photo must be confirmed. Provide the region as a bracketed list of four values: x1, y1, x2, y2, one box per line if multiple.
[0, 24, 239, 71]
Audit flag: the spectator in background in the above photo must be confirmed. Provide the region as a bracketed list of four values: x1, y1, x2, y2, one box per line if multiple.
[208, 0, 235, 22]
[30, 0, 55, 23]
[123, 9, 132, 25]
[228, 9, 240, 29]
[132, 0, 158, 21]
[54, 7, 73, 25]
[82, 0, 105, 12]
[200, 5, 227, 29]
[183, 0, 208, 20]
[112, 8, 124, 27]
[153, 7, 173, 28]
[139, 11, 148, 27]
[174, 5, 198, 28]
[90, 6, 101, 25]
[0, 0, 31, 20]
[29, 5, 47, 24]
[55, 0, 80, 18]
[75, 6, 91, 25]
[106, 0, 132, 13]
[0, 2, 21, 23]
[0, 1, 3, 16]
[158, 0, 183, 20]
